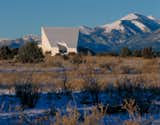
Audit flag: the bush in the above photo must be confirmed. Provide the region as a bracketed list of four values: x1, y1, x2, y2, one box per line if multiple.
[15, 82, 40, 108]
[17, 42, 44, 63]
[44, 55, 63, 67]
[0, 46, 18, 60]
[119, 65, 131, 74]
[97, 52, 118, 57]
[0, 46, 12, 59]
[133, 50, 142, 57]
[141, 47, 153, 58]
[81, 65, 101, 105]
[68, 52, 77, 56]
[59, 66, 72, 94]
[120, 47, 132, 57]
[70, 54, 84, 65]
[62, 55, 69, 60]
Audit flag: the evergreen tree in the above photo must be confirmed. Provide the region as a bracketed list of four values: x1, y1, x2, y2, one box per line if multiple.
[0, 46, 12, 59]
[133, 50, 142, 57]
[141, 47, 153, 58]
[120, 47, 132, 57]
[17, 42, 44, 63]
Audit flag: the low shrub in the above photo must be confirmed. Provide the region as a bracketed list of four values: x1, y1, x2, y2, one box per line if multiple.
[15, 82, 40, 108]
[81, 65, 101, 105]
[141, 47, 153, 58]
[0, 46, 17, 60]
[120, 47, 132, 57]
[97, 52, 118, 57]
[17, 42, 44, 63]
[99, 63, 112, 72]
[70, 54, 85, 65]
[68, 52, 77, 56]
[44, 55, 63, 67]
[133, 50, 142, 57]
[119, 65, 131, 74]
[62, 55, 70, 60]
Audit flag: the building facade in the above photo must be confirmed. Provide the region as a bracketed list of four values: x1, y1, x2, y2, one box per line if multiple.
[41, 27, 79, 56]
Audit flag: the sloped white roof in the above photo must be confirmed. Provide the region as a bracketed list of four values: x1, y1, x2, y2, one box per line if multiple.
[42, 27, 79, 48]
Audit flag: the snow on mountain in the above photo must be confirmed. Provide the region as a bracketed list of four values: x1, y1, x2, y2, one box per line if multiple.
[80, 13, 160, 53]
[79, 25, 95, 35]
[0, 35, 40, 48]
[131, 20, 150, 32]
[148, 15, 160, 24]
[80, 13, 159, 47]
[0, 38, 10, 41]
[121, 13, 140, 20]
[101, 13, 160, 34]
[123, 29, 160, 51]
[102, 20, 125, 33]
[148, 15, 157, 20]
[101, 13, 147, 33]
[22, 34, 40, 42]
[0, 13, 159, 53]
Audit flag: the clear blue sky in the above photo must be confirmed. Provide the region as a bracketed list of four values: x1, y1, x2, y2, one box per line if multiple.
[0, 0, 160, 38]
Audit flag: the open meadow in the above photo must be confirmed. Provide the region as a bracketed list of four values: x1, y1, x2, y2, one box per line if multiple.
[0, 55, 160, 124]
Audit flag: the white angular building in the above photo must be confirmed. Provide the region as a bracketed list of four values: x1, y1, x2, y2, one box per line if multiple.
[41, 27, 80, 56]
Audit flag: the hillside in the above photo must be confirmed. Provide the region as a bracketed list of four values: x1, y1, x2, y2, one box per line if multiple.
[79, 13, 160, 53]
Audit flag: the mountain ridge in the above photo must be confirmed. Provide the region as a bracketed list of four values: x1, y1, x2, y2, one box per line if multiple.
[79, 13, 160, 53]
[0, 13, 160, 53]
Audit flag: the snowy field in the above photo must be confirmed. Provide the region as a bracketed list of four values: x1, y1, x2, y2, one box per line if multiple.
[0, 57, 160, 124]
[0, 89, 159, 124]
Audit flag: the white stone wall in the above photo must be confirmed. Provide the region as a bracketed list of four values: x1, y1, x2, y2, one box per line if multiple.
[41, 27, 52, 53]
[41, 27, 78, 56]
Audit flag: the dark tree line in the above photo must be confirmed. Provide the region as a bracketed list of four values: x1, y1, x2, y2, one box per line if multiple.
[120, 47, 158, 58]
[17, 42, 44, 63]
[0, 42, 44, 63]
[0, 46, 18, 60]
[0, 43, 159, 63]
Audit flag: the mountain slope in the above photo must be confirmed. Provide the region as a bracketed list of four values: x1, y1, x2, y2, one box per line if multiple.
[123, 29, 160, 51]
[79, 13, 160, 53]
[0, 13, 160, 53]
[0, 35, 40, 48]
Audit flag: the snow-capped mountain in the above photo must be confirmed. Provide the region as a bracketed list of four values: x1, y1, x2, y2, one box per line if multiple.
[22, 34, 40, 42]
[79, 13, 160, 53]
[148, 15, 160, 24]
[0, 35, 40, 48]
[80, 25, 95, 35]
[0, 13, 160, 53]
[102, 13, 158, 33]
[123, 29, 160, 51]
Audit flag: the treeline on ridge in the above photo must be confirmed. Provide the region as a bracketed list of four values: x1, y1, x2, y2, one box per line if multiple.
[0, 42, 159, 64]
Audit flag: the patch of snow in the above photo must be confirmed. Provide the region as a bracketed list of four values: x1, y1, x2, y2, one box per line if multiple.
[102, 20, 125, 33]
[0, 90, 160, 124]
[148, 15, 160, 24]
[22, 34, 40, 41]
[121, 13, 139, 21]
[0, 38, 10, 41]
[80, 25, 94, 35]
[131, 20, 150, 32]
[148, 16, 157, 20]
[99, 13, 160, 35]
[0, 89, 13, 95]
[0, 109, 49, 118]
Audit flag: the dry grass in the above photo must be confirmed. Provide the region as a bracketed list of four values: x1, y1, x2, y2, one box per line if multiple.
[13, 103, 152, 125]
[0, 56, 159, 124]
[0, 56, 159, 92]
